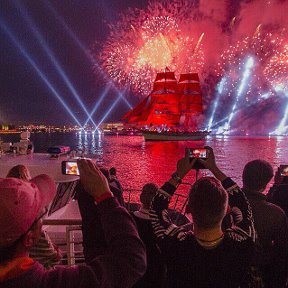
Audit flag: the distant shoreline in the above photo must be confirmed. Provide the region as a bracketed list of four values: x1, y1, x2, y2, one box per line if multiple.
[0, 130, 20, 134]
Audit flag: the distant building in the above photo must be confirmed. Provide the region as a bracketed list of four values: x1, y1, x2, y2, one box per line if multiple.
[0, 124, 16, 131]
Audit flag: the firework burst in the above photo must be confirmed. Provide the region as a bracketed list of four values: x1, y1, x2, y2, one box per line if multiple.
[264, 43, 288, 89]
[208, 28, 288, 134]
[97, 0, 288, 135]
[217, 30, 288, 102]
[98, 1, 204, 96]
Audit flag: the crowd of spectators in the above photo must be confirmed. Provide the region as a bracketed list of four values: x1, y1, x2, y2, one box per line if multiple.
[0, 147, 288, 287]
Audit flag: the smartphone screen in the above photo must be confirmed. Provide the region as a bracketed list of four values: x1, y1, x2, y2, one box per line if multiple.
[186, 148, 207, 159]
[62, 161, 80, 175]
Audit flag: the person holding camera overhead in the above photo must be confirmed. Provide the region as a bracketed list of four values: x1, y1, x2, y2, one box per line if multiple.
[149, 146, 261, 287]
[0, 159, 146, 288]
[239, 160, 288, 288]
[6, 165, 62, 269]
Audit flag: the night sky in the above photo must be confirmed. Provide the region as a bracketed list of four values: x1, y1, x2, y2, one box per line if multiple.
[1, 0, 275, 128]
[0, 0, 148, 126]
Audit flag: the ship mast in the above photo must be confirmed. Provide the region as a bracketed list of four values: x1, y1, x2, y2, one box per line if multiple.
[122, 70, 204, 130]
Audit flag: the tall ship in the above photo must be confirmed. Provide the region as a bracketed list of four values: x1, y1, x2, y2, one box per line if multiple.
[122, 70, 209, 141]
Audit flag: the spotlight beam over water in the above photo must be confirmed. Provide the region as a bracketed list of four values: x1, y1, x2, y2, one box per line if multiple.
[217, 57, 254, 133]
[207, 76, 226, 130]
[13, 0, 98, 127]
[227, 57, 254, 127]
[83, 84, 111, 127]
[0, 21, 82, 127]
[271, 89, 288, 135]
[211, 90, 278, 131]
[44, 0, 133, 110]
[96, 93, 124, 129]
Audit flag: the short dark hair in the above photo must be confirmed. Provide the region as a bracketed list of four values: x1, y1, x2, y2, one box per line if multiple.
[6, 164, 31, 181]
[140, 183, 159, 209]
[100, 167, 110, 180]
[242, 159, 273, 191]
[188, 177, 228, 229]
[109, 167, 116, 176]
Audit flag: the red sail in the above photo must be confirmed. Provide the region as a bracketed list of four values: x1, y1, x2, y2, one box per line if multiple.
[122, 71, 203, 128]
[122, 95, 155, 124]
[153, 72, 177, 93]
[178, 73, 203, 114]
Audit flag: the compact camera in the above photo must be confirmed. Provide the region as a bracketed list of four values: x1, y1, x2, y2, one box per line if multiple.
[185, 148, 208, 169]
[61, 160, 80, 176]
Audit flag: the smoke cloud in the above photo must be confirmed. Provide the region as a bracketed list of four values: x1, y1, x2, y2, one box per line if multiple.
[99, 0, 288, 135]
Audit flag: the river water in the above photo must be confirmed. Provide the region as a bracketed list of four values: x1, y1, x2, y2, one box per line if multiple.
[1, 133, 288, 202]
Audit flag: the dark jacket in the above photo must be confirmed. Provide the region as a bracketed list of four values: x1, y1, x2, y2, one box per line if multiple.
[1, 198, 146, 288]
[109, 182, 125, 206]
[243, 188, 288, 287]
[267, 184, 288, 217]
[150, 178, 259, 288]
[132, 209, 166, 288]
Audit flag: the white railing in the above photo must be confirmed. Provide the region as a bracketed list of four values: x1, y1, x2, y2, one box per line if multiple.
[44, 186, 190, 266]
[43, 219, 83, 266]
[66, 225, 83, 266]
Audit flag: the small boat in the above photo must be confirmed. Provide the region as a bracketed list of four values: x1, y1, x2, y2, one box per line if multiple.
[47, 146, 71, 158]
[142, 130, 209, 141]
[122, 70, 209, 141]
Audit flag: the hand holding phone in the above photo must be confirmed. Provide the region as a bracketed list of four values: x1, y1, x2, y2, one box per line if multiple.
[185, 148, 208, 169]
[77, 159, 112, 200]
[176, 157, 197, 179]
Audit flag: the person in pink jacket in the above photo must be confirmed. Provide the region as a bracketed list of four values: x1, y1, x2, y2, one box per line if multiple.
[0, 159, 146, 288]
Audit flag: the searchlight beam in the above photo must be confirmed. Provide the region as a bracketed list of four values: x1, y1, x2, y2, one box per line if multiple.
[1, 21, 82, 127]
[13, 0, 97, 127]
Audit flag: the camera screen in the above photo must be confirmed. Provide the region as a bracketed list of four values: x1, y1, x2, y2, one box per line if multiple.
[65, 161, 79, 175]
[187, 148, 207, 159]
[280, 165, 288, 176]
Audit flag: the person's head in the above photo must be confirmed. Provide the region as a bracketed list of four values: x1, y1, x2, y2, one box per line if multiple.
[7, 165, 31, 181]
[0, 175, 56, 264]
[187, 177, 228, 230]
[100, 167, 110, 181]
[242, 159, 273, 192]
[109, 167, 116, 177]
[140, 183, 159, 209]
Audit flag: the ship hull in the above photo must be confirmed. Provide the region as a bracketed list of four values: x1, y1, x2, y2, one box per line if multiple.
[142, 130, 209, 141]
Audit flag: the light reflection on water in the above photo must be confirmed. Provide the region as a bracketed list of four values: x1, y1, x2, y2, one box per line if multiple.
[1, 133, 288, 202]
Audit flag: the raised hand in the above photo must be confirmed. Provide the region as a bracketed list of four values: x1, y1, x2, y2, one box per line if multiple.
[198, 146, 217, 171]
[198, 146, 227, 181]
[176, 157, 196, 179]
[77, 159, 112, 200]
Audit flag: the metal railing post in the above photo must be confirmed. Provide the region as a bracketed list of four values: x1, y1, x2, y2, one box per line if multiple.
[66, 226, 75, 266]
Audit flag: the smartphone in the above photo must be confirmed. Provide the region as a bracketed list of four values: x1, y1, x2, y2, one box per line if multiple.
[280, 165, 288, 177]
[61, 160, 80, 176]
[186, 148, 208, 169]
[186, 148, 208, 159]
